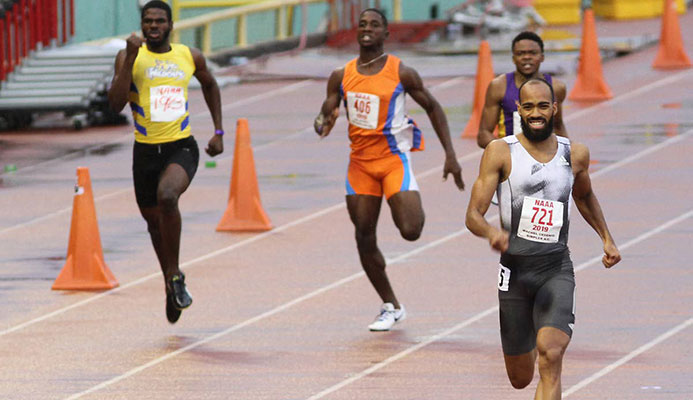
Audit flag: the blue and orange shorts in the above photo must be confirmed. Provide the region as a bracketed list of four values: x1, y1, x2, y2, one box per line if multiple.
[346, 152, 419, 199]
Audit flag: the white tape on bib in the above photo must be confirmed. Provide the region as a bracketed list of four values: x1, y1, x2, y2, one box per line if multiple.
[150, 85, 186, 122]
[513, 111, 522, 134]
[498, 264, 511, 292]
[346, 91, 380, 129]
[517, 196, 564, 243]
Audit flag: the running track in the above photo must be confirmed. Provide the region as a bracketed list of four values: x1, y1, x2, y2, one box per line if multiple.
[0, 14, 692, 399]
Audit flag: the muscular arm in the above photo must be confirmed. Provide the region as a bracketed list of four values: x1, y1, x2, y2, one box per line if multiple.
[191, 48, 224, 156]
[192, 48, 222, 131]
[571, 142, 620, 268]
[465, 140, 510, 252]
[314, 68, 344, 137]
[108, 35, 143, 112]
[553, 79, 568, 138]
[400, 64, 464, 190]
[477, 75, 505, 149]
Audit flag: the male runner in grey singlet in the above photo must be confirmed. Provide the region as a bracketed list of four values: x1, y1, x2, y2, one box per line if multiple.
[477, 31, 568, 149]
[465, 78, 621, 399]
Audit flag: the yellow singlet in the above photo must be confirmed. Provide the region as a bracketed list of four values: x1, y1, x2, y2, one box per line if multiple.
[129, 43, 195, 144]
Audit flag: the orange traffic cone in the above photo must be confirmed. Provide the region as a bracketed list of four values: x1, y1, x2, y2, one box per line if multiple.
[52, 167, 118, 290]
[653, 0, 691, 69]
[568, 9, 613, 101]
[216, 119, 273, 232]
[462, 40, 495, 138]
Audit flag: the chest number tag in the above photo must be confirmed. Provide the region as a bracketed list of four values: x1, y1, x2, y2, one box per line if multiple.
[150, 85, 186, 122]
[346, 91, 380, 130]
[517, 196, 564, 243]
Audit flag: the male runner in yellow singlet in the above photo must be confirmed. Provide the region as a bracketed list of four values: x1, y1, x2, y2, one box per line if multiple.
[108, 0, 224, 323]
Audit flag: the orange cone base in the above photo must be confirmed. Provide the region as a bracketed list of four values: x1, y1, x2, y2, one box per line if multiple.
[216, 200, 272, 232]
[216, 219, 273, 232]
[653, 54, 692, 69]
[568, 78, 613, 101]
[52, 254, 119, 290]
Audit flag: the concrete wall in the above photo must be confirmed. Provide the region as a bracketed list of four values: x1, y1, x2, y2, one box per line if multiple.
[73, 0, 141, 43]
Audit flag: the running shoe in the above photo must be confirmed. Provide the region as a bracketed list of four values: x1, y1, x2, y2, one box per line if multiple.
[368, 303, 406, 331]
[166, 292, 182, 324]
[169, 273, 193, 309]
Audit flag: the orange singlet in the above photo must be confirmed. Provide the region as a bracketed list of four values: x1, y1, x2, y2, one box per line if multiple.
[341, 55, 424, 199]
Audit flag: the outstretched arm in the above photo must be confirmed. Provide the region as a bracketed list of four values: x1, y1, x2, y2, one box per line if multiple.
[477, 75, 505, 149]
[553, 79, 568, 138]
[192, 48, 223, 157]
[314, 69, 344, 138]
[571, 142, 620, 268]
[465, 140, 510, 252]
[108, 34, 144, 112]
[401, 64, 464, 190]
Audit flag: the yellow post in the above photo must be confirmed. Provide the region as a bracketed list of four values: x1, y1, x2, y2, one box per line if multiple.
[202, 24, 213, 54]
[393, 0, 402, 22]
[237, 14, 248, 47]
[171, 0, 180, 21]
[277, 5, 287, 40]
[171, 0, 180, 42]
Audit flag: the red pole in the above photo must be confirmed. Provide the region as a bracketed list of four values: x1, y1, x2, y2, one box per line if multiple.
[42, 0, 50, 46]
[28, 0, 35, 50]
[0, 18, 5, 81]
[6, 8, 13, 73]
[53, 0, 59, 42]
[21, 0, 28, 56]
[38, 0, 46, 46]
[13, 3, 20, 65]
[61, 0, 66, 43]
[69, 0, 74, 37]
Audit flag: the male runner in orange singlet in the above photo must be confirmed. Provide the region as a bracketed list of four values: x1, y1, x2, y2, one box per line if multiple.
[315, 8, 465, 331]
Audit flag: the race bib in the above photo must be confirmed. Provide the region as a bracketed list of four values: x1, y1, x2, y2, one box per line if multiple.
[346, 91, 380, 129]
[498, 264, 510, 292]
[517, 196, 564, 243]
[150, 85, 186, 122]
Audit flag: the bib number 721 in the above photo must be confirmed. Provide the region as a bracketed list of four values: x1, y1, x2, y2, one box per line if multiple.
[517, 196, 564, 243]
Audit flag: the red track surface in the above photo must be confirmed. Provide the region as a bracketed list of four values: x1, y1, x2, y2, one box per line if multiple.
[0, 12, 692, 400]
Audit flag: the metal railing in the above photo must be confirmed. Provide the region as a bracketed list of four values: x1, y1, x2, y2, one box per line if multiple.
[1, 0, 74, 81]
[170, 0, 403, 55]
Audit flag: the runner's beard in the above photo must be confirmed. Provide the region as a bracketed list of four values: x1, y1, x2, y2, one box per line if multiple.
[521, 115, 554, 142]
[146, 28, 171, 47]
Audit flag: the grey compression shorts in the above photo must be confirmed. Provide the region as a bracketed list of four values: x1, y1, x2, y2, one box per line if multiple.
[497, 249, 576, 356]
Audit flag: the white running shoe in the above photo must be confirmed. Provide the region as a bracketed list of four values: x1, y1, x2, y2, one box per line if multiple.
[368, 303, 406, 331]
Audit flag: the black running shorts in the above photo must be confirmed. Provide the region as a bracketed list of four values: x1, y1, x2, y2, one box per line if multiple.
[497, 249, 576, 356]
[132, 136, 199, 208]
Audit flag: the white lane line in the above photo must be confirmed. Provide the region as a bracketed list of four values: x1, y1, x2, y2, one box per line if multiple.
[4, 78, 692, 334]
[64, 126, 691, 398]
[307, 209, 693, 400]
[2, 80, 315, 177]
[216, 79, 315, 114]
[0, 188, 130, 236]
[64, 219, 496, 400]
[0, 76, 464, 234]
[589, 127, 693, 178]
[563, 316, 693, 397]
[307, 306, 500, 400]
[566, 69, 693, 121]
[0, 147, 484, 338]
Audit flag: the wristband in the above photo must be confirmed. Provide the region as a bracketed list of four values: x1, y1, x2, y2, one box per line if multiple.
[214, 129, 224, 136]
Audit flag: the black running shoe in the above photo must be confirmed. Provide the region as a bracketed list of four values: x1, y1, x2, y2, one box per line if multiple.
[170, 273, 193, 309]
[166, 292, 182, 324]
